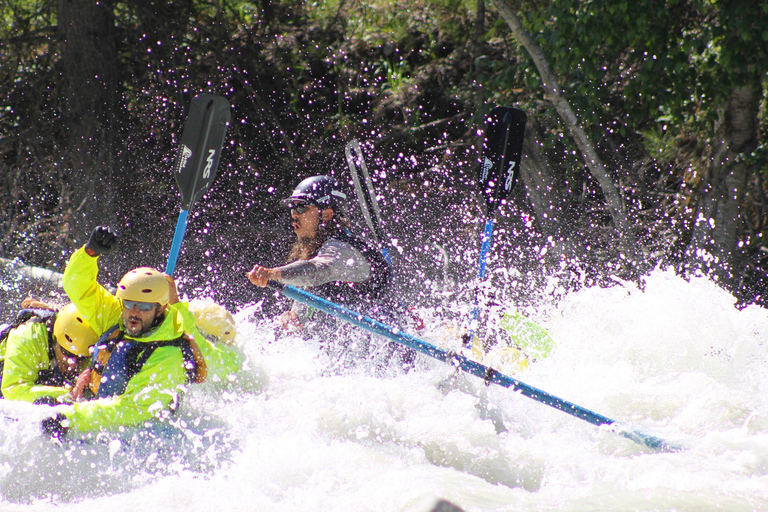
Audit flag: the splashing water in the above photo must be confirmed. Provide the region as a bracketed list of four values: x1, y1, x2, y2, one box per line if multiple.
[1, 268, 767, 511]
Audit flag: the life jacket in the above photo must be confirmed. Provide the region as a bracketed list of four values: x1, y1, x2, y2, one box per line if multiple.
[0, 308, 65, 397]
[311, 229, 392, 309]
[87, 324, 207, 399]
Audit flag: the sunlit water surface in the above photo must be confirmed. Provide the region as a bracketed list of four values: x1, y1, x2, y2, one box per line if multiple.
[1, 268, 767, 511]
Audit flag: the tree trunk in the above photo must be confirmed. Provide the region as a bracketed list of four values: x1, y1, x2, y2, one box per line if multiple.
[57, 0, 123, 242]
[686, 84, 759, 285]
[473, 0, 486, 60]
[490, 0, 639, 265]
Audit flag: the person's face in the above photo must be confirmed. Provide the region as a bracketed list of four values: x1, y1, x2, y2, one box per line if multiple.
[290, 203, 322, 239]
[122, 300, 164, 337]
[53, 342, 85, 374]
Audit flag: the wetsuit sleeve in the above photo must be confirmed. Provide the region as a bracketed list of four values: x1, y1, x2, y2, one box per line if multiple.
[1, 323, 69, 402]
[58, 346, 190, 434]
[62, 247, 122, 334]
[276, 240, 371, 287]
[173, 302, 244, 385]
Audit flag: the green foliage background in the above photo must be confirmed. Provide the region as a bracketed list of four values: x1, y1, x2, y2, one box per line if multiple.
[0, 0, 766, 311]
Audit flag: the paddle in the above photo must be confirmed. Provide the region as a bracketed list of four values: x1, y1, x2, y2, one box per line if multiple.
[165, 93, 231, 276]
[345, 139, 426, 330]
[468, 106, 527, 350]
[344, 139, 391, 264]
[267, 280, 681, 452]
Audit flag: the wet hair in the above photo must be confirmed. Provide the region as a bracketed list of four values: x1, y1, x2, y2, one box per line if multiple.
[287, 209, 349, 262]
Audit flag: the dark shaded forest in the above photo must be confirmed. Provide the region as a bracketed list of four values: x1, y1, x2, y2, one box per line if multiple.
[1, 0, 767, 319]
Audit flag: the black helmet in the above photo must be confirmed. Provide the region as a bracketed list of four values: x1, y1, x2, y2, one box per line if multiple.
[281, 175, 348, 212]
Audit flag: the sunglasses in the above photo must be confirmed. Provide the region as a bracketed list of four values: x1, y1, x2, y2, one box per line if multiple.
[289, 202, 310, 215]
[122, 300, 158, 312]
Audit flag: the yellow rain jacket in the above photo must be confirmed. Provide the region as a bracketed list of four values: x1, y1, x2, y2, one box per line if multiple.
[1, 321, 72, 402]
[57, 247, 243, 434]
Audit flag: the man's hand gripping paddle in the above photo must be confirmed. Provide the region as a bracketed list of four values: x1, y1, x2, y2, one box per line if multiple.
[165, 94, 231, 276]
[467, 107, 527, 351]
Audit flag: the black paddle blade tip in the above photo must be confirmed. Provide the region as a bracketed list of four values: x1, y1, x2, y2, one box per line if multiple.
[479, 106, 527, 216]
[174, 94, 231, 209]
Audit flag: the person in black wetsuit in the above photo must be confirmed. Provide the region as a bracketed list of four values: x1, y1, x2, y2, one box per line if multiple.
[247, 175, 414, 371]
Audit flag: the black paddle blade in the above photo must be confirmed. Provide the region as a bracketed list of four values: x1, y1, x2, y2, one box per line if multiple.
[174, 94, 231, 209]
[478, 106, 527, 217]
[345, 139, 386, 245]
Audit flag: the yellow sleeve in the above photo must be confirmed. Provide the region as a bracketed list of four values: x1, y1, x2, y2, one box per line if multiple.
[1, 323, 69, 402]
[60, 345, 190, 434]
[62, 247, 122, 334]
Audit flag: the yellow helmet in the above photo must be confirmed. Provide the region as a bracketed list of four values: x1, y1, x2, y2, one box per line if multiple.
[188, 299, 237, 345]
[53, 303, 99, 357]
[116, 267, 170, 306]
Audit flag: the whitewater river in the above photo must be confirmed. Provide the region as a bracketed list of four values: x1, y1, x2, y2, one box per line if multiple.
[1, 268, 767, 511]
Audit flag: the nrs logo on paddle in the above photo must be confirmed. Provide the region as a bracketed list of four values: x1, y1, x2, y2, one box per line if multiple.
[203, 149, 216, 179]
[504, 161, 516, 191]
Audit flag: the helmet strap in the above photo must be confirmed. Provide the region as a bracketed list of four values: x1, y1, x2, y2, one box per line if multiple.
[316, 209, 325, 231]
[151, 308, 166, 329]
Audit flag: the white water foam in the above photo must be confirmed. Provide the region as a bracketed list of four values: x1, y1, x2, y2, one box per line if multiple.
[1, 268, 767, 511]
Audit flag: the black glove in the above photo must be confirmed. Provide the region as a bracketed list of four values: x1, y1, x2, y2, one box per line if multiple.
[85, 226, 118, 257]
[41, 413, 69, 440]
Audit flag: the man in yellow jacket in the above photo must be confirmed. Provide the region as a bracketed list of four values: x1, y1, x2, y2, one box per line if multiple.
[1, 303, 99, 403]
[42, 226, 243, 438]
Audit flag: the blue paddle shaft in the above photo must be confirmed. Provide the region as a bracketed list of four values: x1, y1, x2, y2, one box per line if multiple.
[477, 218, 495, 280]
[165, 209, 189, 276]
[270, 281, 677, 452]
[468, 218, 496, 339]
